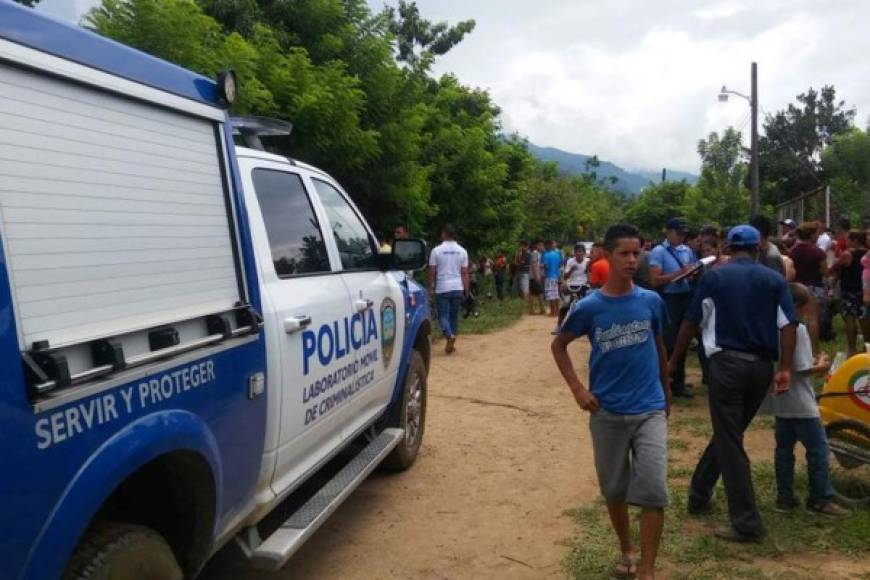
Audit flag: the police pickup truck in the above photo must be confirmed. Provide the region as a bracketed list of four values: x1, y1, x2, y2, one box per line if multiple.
[0, 5, 431, 579]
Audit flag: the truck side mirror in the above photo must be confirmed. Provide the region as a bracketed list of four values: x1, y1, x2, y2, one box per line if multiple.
[382, 238, 427, 271]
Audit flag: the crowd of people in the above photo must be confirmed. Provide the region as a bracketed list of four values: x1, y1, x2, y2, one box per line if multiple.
[390, 215, 863, 579]
[549, 216, 858, 580]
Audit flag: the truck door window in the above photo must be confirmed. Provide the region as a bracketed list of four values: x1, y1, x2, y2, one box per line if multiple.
[310, 179, 377, 270]
[252, 169, 331, 276]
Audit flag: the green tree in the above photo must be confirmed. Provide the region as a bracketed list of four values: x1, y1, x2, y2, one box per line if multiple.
[685, 127, 750, 226]
[759, 85, 855, 205]
[624, 181, 693, 240]
[822, 128, 870, 221]
[387, 1, 475, 73]
[87, 0, 627, 255]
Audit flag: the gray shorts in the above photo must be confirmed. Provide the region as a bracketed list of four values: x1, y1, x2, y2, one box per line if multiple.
[589, 409, 669, 507]
[518, 272, 530, 295]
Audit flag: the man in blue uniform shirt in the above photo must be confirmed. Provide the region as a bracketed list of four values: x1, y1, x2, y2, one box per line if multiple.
[649, 217, 697, 398]
[669, 225, 797, 542]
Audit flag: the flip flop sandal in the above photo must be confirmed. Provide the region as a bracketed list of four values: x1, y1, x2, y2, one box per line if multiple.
[613, 555, 637, 578]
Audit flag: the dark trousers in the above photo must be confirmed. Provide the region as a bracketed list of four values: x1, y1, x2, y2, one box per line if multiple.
[494, 271, 505, 300]
[688, 351, 773, 539]
[663, 292, 693, 392]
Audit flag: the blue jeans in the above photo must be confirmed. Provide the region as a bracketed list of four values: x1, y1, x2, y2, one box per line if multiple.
[774, 417, 833, 507]
[436, 290, 464, 338]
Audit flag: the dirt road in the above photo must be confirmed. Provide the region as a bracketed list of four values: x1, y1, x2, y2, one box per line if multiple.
[204, 314, 596, 579]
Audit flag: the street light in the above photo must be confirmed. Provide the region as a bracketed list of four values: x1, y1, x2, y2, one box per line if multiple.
[718, 62, 759, 216]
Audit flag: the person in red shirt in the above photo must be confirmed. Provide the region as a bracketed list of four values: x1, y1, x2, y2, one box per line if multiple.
[493, 251, 507, 300]
[834, 217, 851, 256]
[588, 242, 611, 288]
[789, 222, 826, 352]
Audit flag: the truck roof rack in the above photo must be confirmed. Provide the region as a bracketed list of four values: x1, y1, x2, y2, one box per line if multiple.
[231, 116, 293, 151]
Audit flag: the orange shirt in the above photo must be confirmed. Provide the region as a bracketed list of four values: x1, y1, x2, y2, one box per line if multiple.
[588, 259, 610, 286]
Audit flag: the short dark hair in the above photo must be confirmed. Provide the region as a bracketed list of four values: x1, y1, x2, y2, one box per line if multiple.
[749, 214, 773, 238]
[848, 230, 867, 245]
[789, 282, 811, 308]
[699, 225, 718, 239]
[796, 221, 818, 241]
[838, 217, 852, 231]
[574, 243, 586, 251]
[603, 223, 641, 252]
[442, 223, 456, 238]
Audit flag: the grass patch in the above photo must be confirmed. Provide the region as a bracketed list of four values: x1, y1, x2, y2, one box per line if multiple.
[748, 414, 775, 431]
[431, 296, 526, 336]
[672, 415, 713, 439]
[668, 464, 695, 478]
[562, 461, 870, 579]
[669, 438, 690, 452]
[819, 315, 849, 358]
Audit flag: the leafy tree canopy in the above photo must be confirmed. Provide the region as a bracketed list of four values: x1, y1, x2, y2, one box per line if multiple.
[822, 128, 870, 223]
[758, 85, 855, 206]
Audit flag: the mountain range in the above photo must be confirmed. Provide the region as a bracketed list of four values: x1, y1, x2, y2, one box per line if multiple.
[527, 143, 698, 196]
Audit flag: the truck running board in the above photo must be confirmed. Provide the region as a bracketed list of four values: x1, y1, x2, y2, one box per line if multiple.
[242, 428, 404, 570]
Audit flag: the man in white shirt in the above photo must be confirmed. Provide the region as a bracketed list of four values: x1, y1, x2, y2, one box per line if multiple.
[428, 224, 470, 354]
[564, 243, 589, 288]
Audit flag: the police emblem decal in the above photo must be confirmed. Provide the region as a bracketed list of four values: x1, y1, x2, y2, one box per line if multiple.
[380, 298, 396, 368]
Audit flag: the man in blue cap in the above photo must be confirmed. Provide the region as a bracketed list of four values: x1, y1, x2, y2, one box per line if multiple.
[648, 217, 698, 397]
[668, 224, 798, 542]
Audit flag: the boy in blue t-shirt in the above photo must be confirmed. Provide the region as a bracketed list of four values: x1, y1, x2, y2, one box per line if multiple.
[552, 223, 670, 580]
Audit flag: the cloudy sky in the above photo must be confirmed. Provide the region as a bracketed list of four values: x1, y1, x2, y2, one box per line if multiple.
[39, 0, 870, 173]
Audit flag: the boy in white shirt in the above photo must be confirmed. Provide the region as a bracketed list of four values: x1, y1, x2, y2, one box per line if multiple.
[772, 283, 850, 516]
[428, 224, 469, 354]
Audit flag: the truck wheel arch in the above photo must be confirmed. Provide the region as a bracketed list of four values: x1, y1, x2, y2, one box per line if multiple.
[413, 319, 432, 371]
[24, 411, 223, 580]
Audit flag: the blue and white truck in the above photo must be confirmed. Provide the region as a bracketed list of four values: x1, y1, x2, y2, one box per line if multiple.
[0, 4, 432, 578]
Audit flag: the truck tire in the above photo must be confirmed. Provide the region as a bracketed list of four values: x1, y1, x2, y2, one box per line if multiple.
[64, 522, 182, 580]
[382, 350, 427, 471]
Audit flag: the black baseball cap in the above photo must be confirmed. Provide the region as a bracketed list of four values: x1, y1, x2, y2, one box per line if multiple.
[665, 217, 687, 232]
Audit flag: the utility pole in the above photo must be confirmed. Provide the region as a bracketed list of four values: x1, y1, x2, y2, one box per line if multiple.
[750, 62, 759, 215]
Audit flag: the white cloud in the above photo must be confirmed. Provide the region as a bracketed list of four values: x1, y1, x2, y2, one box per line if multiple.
[694, 2, 745, 21]
[418, 0, 869, 173]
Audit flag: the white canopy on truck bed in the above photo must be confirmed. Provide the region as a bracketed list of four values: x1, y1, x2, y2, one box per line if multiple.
[0, 59, 241, 349]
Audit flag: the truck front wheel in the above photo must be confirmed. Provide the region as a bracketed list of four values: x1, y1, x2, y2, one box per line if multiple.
[382, 350, 427, 471]
[64, 522, 182, 580]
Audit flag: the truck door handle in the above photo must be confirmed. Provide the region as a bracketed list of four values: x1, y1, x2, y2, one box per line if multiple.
[355, 298, 374, 312]
[284, 315, 312, 334]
